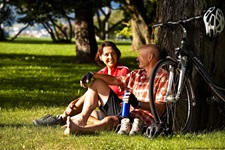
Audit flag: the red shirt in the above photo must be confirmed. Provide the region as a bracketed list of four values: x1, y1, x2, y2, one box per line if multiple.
[98, 64, 130, 98]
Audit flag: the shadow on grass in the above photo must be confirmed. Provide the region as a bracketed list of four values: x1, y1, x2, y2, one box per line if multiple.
[0, 123, 34, 128]
[0, 53, 138, 109]
[3, 38, 132, 46]
[3, 38, 75, 45]
[0, 53, 84, 65]
[0, 53, 137, 68]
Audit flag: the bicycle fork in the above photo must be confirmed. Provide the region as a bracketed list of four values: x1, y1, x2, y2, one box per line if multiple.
[165, 56, 188, 102]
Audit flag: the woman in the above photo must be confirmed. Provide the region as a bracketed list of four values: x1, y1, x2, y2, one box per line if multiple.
[33, 41, 130, 126]
[95, 41, 129, 99]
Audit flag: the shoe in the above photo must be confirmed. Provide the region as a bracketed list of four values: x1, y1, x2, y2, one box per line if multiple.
[33, 114, 63, 126]
[117, 118, 131, 135]
[129, 118, 143, 135]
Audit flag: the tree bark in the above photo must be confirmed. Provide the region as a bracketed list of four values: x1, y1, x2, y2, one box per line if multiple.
[125, 0, 152, 50]
[155, 0, 225, 132]
[74, 0, 97, 63]
[0, 27, 6, 41]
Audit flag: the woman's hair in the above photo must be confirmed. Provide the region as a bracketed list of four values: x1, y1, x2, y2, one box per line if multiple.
[95, 41, 121, 65]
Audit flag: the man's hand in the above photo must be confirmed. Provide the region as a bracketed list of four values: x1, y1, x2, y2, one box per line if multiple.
[80, 72, 93, 88]
[128, 93, 141, 108]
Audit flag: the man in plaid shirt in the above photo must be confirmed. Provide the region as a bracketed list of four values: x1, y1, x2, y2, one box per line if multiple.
[63, 44, 168, 135]
[117, 68, 168, 126]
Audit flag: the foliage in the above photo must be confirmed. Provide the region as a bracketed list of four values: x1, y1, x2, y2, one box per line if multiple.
[0, 0, 16, 26]
[0, 38, 225, 149]
[8, 0, 75, 43]
[94, 8, 129, 39]
[114, 21, 132, 39]
[113, 0, 157, 49]
[0, 0, 16, 41]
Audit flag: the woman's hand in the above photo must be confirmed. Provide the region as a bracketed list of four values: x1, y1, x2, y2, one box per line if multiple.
[80, 72, 93, 88]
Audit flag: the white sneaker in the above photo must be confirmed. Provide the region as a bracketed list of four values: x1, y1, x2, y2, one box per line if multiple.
[117, 118, 131, 135]
[129, 118, 143, 135]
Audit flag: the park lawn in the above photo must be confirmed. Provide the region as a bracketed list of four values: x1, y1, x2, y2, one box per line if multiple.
[0, 38, 225, 150]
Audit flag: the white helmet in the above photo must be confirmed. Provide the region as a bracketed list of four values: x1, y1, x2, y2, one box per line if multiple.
[203, 7, 225, 38]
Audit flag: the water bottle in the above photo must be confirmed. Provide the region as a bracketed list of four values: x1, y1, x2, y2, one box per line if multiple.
[121, 90, 130, 118]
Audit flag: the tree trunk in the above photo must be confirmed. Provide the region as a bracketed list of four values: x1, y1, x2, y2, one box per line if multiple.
[95, 7, 111, 40]
[155, 0, 225, 132]
[0, 27, 6, 41]
[130, 16, 147, 50]
[74, 1, 97, 63]
[125, 0, 151, 50]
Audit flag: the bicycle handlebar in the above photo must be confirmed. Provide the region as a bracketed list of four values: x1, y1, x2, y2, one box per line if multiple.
[152, 15, 202, 28]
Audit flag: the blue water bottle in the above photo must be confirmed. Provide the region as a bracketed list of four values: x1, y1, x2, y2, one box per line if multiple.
[121, 90, 130, 118]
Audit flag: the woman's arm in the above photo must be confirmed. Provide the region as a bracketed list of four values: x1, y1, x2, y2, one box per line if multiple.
[92, 73, 119, 85]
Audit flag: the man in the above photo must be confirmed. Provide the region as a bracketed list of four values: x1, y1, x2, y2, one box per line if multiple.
[63, 44, 168, 135]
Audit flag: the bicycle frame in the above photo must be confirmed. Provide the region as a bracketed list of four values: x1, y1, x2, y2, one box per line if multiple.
[184, 48, 225, 102]
[167, 22, 225, 104]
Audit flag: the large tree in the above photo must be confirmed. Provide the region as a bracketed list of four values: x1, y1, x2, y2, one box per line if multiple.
[155, 0, 225, 131]
[74, 0, 97, 63]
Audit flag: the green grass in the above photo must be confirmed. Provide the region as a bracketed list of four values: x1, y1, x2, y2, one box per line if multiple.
[0, 38, 225, 150]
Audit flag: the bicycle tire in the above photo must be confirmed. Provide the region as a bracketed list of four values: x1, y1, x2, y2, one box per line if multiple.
[149, 58, 194, 134]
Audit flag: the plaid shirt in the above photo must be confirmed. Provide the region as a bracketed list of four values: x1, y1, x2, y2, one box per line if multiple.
[117, 68, 168, 126]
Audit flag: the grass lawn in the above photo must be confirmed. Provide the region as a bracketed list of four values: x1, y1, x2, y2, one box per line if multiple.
[0, 38, 225, 150]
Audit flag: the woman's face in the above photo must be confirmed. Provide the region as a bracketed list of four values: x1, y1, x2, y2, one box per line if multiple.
[100, 46, 118, 68]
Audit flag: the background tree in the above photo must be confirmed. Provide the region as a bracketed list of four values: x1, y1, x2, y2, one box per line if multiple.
[74, 0, 97, 63]
[0, 0, 16, 41]
[94, 5, 111, 40]
[9, 0, 74, 43]
[94, 6, 128, 40]
[154, 0, 225, 131]
[115, 0, 156, 50]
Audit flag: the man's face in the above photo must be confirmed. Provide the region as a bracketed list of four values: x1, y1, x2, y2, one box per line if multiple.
[137, 48, 149, 69]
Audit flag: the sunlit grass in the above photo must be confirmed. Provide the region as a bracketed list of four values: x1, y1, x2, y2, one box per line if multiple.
[0, 38, 225, 150]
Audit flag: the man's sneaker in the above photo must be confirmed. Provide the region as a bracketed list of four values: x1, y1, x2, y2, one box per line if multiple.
[33, 114, 63, 126]
[117, 118, 131, 135]
[129, 118, 143, 135]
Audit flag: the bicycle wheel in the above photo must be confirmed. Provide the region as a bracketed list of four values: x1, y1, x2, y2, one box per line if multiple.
[149, 58, 194, 134]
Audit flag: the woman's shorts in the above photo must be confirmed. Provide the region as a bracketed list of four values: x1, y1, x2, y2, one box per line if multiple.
[99, 89, 122, 116]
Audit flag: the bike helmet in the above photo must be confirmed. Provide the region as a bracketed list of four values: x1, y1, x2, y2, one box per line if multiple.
[203, 7, 225, 38]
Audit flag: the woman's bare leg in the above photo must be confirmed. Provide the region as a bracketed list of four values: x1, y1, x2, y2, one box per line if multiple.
[63, 116, 119, 135]
[69, 79, 111, 126]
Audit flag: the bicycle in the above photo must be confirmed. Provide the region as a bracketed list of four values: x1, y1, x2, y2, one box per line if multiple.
[147, 7, 225, 137]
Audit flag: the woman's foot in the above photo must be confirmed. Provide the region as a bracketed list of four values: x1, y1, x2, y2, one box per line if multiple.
[63, 116, 80, 135]
[70, 114, 86, 127]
